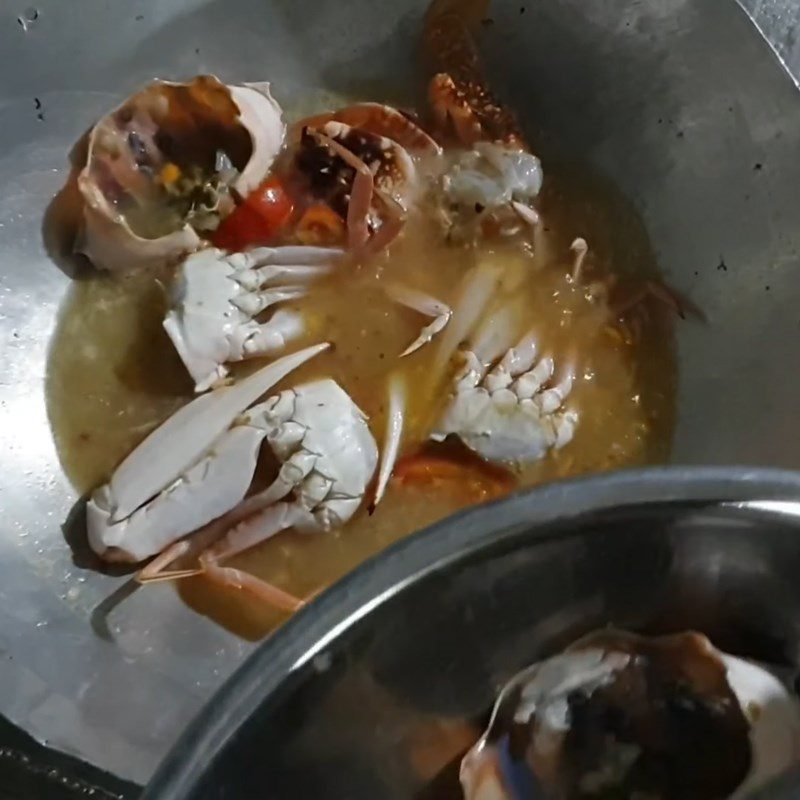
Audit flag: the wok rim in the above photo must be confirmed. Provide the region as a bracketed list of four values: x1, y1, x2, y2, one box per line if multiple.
[143, 465, 800, 799]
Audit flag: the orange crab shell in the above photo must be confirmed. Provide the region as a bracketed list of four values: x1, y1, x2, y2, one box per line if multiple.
[293, 102, 442, 158]
[424, 0, 526, 147]
[428, 72, 525, 148]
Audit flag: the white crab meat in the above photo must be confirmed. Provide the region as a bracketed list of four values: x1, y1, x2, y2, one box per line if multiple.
[439, 143, 543, 240]
[86, 343, 328, 562]
[460, 630, 800, 800]
[445, 143, 542, 208]
[164, 245, 342, 391]
[432, 321, 577, 464]
[77, 76, 285, 273]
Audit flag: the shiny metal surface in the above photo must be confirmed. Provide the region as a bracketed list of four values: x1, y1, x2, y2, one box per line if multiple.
[1, 0, 799, 783]
[144, 468, 800, 799]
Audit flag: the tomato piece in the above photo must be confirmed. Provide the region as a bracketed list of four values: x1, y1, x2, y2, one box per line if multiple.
[246, 177, 295, 227]
[295, 204, 345, 246]
[211, 203, 269, 251]
[211, 177, 294, 251]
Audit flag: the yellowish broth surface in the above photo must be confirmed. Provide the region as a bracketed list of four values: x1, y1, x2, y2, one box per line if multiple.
[47, 149, 675, 639]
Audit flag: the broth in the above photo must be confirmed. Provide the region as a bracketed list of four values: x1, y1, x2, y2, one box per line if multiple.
[47, 147, 675, 639]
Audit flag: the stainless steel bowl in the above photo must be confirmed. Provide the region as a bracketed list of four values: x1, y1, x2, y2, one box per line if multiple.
[143, 467, 800, 799]
[2, 0, 800, 782]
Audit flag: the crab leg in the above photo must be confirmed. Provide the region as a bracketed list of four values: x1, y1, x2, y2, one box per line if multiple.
[203, 502, 310, 564]
[231, 285, 307, 316]
[239, 309, 304, 359]
[165, 247, 341, 392]
[135, 454, 319, 584]
[309, 129, 374, 250]
[450, 311, 516, 394]
[482, 330, 575, 416]
[495, 333, 576, 448]
[484, 330, 538, 391]
[468, 306, 518, 363]
[371, 373, 406, 510]
[386, 284, 452, 356]
[539, 374, 574, 415]
[196, 505, 312, 612]
[138, 504, 309, 611]
[511, 201, 540, 228]
[233, 245, 344, 268]
[138, 424, 318, 583]
[357, 188, 406, 258]
[136, 540, 198, 583]
[431, 265, 502, 381]
[140, 376, 378, 614]
[236, 264, 332, 290]
[135, 498, 252, 583]
[243, 450, 318, 518]
[609, 279, 686, 320]
[434, 326, 578, 461]
[570, 238, 588, 283]
[202, 560, 305, 612]
[231, 247, 342, 291]
[513, 357, 554, 400]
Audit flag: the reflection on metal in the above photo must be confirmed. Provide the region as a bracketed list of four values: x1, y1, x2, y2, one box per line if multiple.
[0, 0, 799, 784]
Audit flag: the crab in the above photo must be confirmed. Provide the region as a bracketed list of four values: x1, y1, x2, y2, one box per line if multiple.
[431, 326, 576, 463]
[419, 0, 548, 241]
[87, 344, 378, 608]
[461, 630, 800, 800]
[163, 244, 342, 391]
[420, 0, 688, 327]
[369, 261, 577, 514]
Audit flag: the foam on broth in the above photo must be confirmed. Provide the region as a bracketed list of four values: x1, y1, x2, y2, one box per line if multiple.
[47, 143, 675, 639]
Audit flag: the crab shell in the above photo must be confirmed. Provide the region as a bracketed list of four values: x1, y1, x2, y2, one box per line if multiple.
[77, 76, 285, 273]
[460, 630, 800, 800]
[324, 120, 418, 207]
[297, 118, 426, 217]
[294, 102, 442, 158]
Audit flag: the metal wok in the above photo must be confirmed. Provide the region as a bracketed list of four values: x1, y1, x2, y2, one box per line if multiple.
[0, 0, 799, 782]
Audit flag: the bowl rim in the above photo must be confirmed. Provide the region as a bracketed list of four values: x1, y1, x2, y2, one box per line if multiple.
[143, 465, 800, 799]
